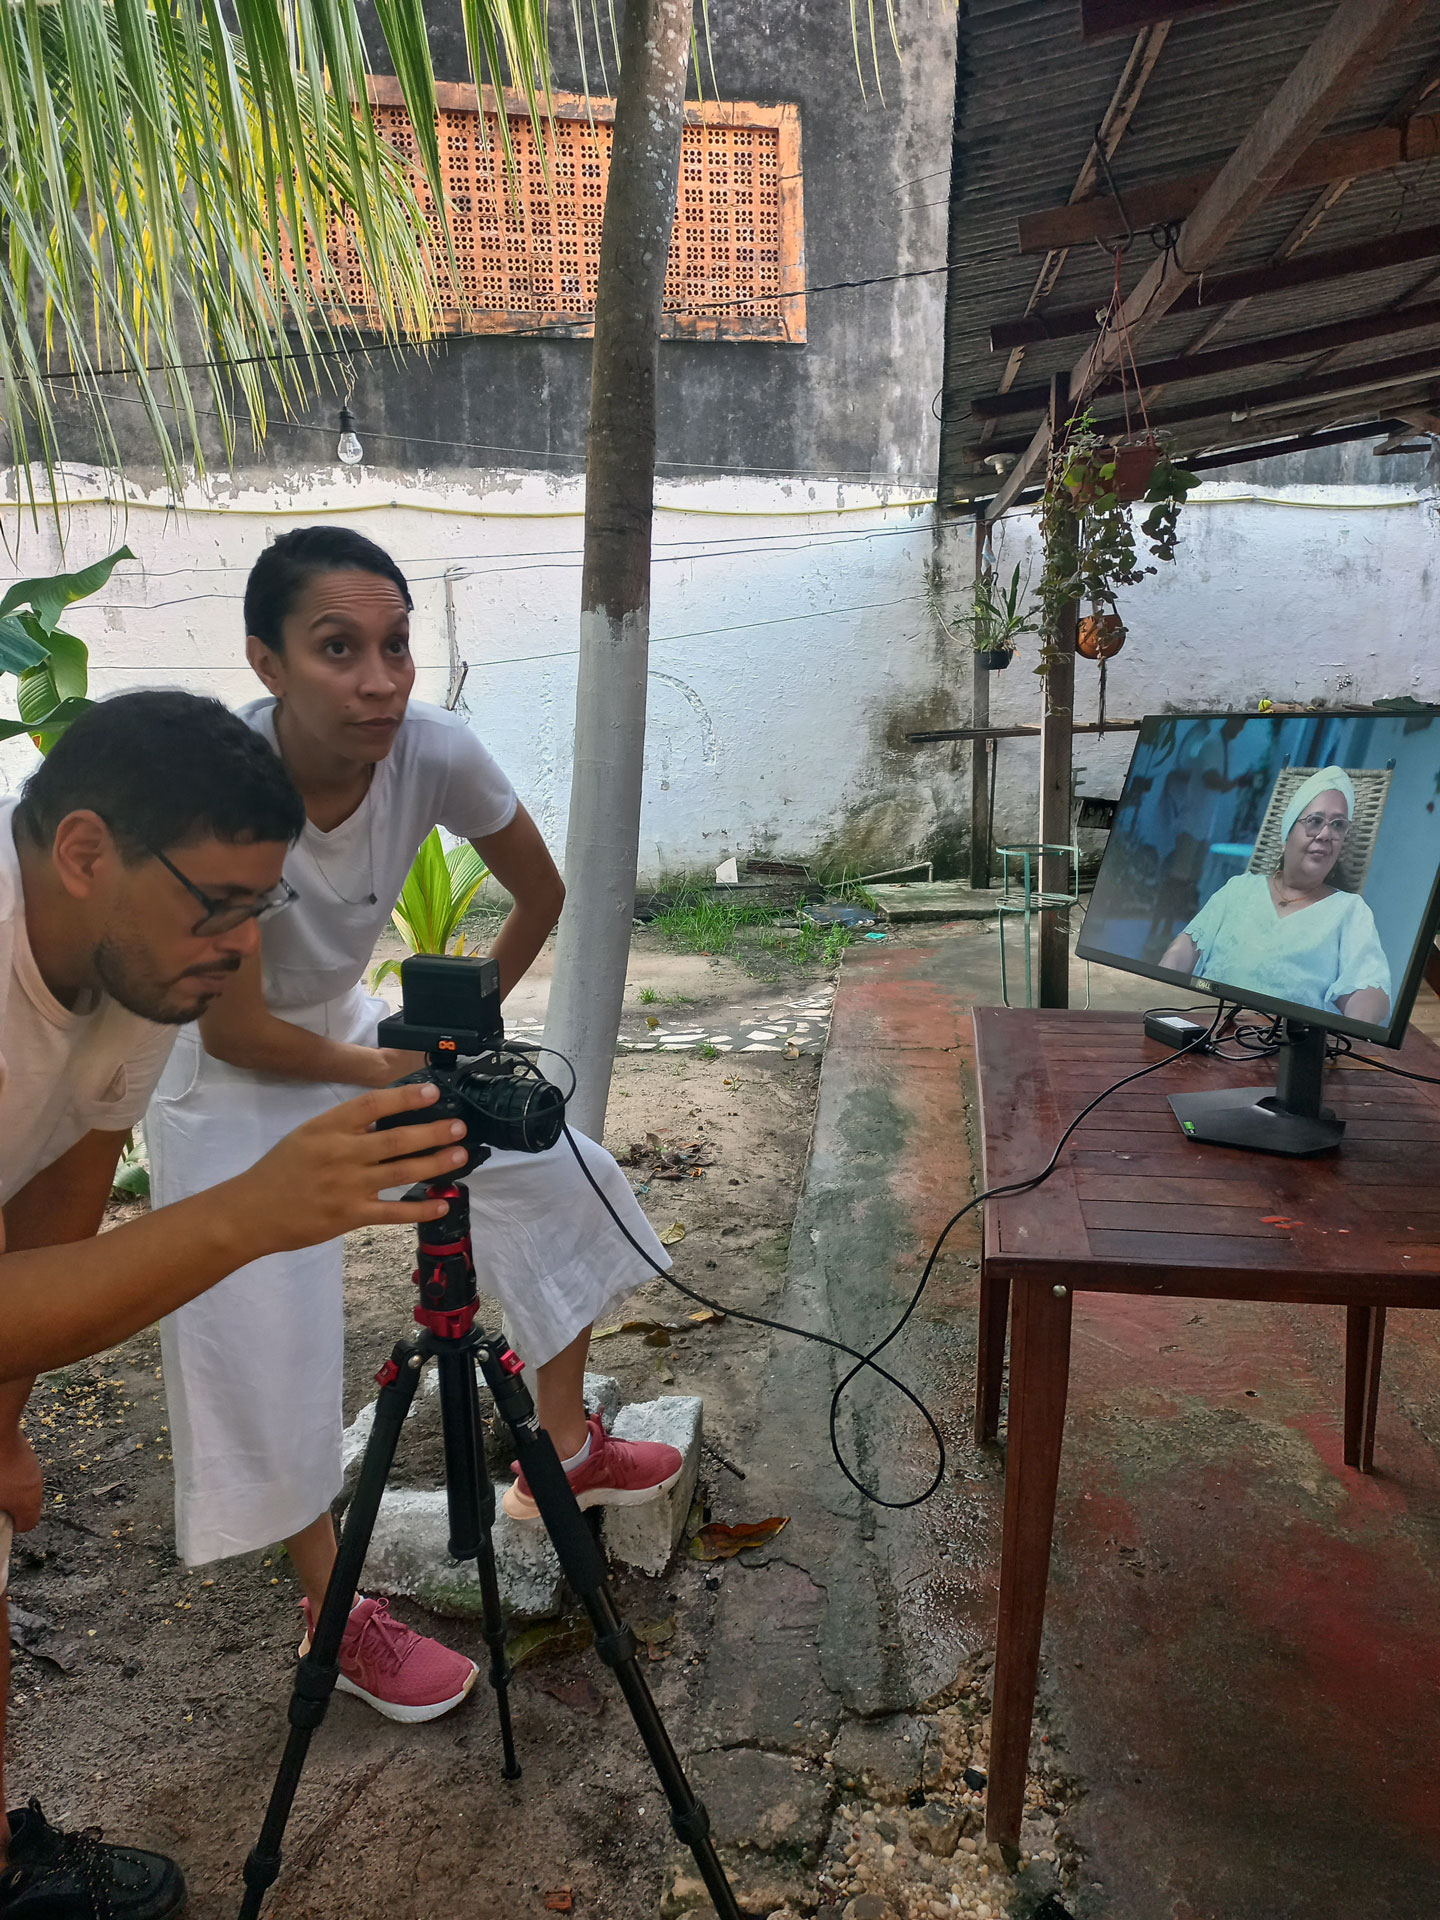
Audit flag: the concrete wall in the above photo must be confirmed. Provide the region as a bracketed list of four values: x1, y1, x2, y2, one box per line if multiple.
[0, 468, 957, 882]
[14, 2, 966, 882]
[929, 475, 1440, 870]
[79, 0, 957, 491]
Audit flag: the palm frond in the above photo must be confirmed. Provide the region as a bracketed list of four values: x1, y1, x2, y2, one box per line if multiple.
[0, 1, 558, 519]
[388, 829, 492, 961]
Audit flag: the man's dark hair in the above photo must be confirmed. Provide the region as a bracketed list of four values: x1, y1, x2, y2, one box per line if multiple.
[244, 525, 413, 651]
[16, 690, 306, 860]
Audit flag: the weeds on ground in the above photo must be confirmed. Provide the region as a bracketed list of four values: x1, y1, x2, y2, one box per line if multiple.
[651, 889, 778, 954]
[652, 884, 871, 975]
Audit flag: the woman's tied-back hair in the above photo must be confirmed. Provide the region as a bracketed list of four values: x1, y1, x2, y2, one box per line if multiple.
[15, 689, 306, 861]
[244, 525, 413, 652]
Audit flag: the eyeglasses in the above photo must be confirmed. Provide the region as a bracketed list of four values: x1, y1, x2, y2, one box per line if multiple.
[1295, 811, 1351, 841]
[152, 847, 299, 936]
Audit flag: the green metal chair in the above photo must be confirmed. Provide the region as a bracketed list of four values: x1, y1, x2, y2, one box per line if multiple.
[996, 841, 1081, 1008]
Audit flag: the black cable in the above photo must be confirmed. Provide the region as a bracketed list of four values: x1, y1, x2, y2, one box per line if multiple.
[1332, 1038, 1440, 1087]
[560, 1119, 946, 1509]
[553, 998, 1228, 1510]
[33, 263, 954, 388]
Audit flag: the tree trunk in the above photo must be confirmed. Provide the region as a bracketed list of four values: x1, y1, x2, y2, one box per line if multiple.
[543, 0, 693, 1140]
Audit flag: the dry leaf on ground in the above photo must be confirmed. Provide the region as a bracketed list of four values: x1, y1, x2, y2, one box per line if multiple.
[689, 1517, 790, 1561]
[508, 1617, 594, 1670]
[535, 1673, 605, 1716]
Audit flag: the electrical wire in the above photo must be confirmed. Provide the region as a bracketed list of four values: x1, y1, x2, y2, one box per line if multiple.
[554, 999, 1229, 1510]
[1330, 1034, 1440, 1086]
[31, 260, 958, 389]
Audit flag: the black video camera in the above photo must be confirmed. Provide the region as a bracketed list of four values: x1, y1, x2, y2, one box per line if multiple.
[374, 955, 566, 1173]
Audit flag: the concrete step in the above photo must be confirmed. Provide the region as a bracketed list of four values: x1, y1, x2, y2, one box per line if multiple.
[869, 882, 1001, 921]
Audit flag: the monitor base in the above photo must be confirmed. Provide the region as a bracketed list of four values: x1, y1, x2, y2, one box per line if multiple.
[1168, 1086, 1344, 1157]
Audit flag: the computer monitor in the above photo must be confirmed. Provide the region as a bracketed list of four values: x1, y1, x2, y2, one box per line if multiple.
[1076, 710, 1440, 1155]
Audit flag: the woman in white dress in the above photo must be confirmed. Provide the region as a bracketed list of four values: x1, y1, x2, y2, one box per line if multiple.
[1159, 765, 1391, 1025]
[146, 528, 682, 1723]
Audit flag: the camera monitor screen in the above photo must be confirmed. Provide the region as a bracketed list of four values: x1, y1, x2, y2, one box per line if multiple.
[1076, 711, 1440, 1049]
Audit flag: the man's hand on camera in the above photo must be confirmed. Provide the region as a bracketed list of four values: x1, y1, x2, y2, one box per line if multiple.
[0, 1426, 43, 1534]
[233, 1081, 469, 1251]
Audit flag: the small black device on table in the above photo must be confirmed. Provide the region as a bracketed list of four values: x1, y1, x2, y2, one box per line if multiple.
[238, 955, 743, 1920]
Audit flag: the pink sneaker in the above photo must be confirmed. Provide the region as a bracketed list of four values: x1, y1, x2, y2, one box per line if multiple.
[299, 1595, 478, 1723]
[501, 1412, 683, 1523]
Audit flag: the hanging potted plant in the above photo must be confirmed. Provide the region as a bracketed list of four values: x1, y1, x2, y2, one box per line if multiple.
[1040, 414, 1198, 673]
[939, 561, 1043, 671]
[1108, 434, 1163, 504]
[1077, 609, 1127, 659]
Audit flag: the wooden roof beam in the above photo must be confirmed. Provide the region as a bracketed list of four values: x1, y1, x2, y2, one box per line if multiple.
[1018, 106, 1440, 255]
[975, 345, 1440, 458]
[1081, 0, 1253, 39]
[976, 297, 1440, 419]
[989, 222, 1440, 350]
[986, 24, 1170, 441]
[1067, 0, 1427, 410]
[990, 0, 1425, 511]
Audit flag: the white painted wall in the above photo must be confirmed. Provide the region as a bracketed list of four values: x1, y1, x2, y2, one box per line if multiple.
[0, 465, 941, 881]
[7, 472, 1438, 880]
[956, 482, 1440, 856]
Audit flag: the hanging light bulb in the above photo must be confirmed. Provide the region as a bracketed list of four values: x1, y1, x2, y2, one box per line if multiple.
[336, 402, 364, 467]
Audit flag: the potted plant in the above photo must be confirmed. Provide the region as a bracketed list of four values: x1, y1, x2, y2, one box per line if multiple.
[940, 561, 1043, 670]
[1040, 414, 1197, 673]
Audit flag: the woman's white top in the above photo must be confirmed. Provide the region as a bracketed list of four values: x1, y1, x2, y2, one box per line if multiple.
[242, 697, 517, 1010]
[1182, 871, 1391, 1016]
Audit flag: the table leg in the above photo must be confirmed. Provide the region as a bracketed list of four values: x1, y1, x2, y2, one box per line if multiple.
[986, 1276, 1073, 1852]
[975, 1265, 1010, 1445]
[1343, 1304, 1386, 1475]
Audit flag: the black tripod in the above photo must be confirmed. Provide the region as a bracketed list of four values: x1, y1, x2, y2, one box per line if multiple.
[237, 1173, 743, 1920]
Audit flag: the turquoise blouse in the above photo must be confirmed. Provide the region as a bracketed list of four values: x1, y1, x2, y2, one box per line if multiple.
[1182, 872, 1391, 1017]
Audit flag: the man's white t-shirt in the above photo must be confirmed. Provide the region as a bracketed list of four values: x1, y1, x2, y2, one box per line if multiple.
[0, 797, 176, 1206]
[240, 698, 518, 1010]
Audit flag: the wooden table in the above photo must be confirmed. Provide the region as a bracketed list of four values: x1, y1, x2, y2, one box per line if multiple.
[972, 1007, 1440, 1850]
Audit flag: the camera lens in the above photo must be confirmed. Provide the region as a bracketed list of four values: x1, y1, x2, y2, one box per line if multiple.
[463, 1070, 567, 1154]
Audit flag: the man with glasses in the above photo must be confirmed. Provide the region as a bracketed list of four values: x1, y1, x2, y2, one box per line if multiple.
[0, 690, 474, 1920]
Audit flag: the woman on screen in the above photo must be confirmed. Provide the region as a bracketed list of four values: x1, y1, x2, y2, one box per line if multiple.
[1158, 766, 1391, 1024]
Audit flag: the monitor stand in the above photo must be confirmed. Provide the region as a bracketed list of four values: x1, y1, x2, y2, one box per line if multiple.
[1168, 1020, 1345, 1157]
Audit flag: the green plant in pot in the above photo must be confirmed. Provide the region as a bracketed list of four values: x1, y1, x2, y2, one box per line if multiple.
[941, 561, 1042, 671]
[1040, 416, 1197, 670]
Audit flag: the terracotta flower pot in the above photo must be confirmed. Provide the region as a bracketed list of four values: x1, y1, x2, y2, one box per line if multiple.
[1108, 438, 1162, 503]
[1076, 613, 1126, 660]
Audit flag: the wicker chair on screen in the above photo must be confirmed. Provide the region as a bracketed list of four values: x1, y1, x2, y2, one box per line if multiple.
[1245, 764, 1392, 892]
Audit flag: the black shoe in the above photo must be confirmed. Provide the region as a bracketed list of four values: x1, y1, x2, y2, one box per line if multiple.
[0, 1800, 186, 1919]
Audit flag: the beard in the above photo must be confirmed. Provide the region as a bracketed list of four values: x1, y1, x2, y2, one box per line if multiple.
[92, 932, 241, 1025]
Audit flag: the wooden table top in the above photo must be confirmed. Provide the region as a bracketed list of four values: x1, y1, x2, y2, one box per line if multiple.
[972, 1008, 1440, 1305]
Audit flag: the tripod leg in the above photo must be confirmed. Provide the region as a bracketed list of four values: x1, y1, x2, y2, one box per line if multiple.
[434, 1348, 520, 1779]
[477, 1348, 747, 1920]
[238, 1343, 424, 1920]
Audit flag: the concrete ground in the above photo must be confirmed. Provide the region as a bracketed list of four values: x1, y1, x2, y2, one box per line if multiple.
[686, 917, 1440, 1920]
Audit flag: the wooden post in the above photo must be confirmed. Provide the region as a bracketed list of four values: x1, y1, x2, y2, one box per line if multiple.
[969, 514, 992, 890]
[1038, 376, 1076, 1008]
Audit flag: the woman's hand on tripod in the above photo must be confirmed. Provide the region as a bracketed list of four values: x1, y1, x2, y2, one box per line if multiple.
[237, 1081, 469, 1247]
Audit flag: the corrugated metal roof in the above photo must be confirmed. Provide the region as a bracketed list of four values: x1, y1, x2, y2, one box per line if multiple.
[939, 0, 1440, 506]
